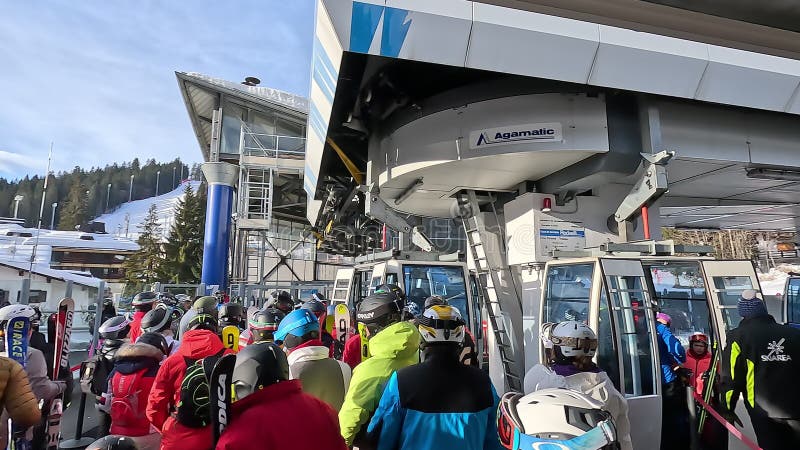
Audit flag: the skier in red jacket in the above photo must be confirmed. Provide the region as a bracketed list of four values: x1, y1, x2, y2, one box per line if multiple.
[685, 332, 712, 395]
[216, 342, 347, 450]
[128, 292, 157, 343]
[146, 313, 228, 450]
[106, 332, 168, 450]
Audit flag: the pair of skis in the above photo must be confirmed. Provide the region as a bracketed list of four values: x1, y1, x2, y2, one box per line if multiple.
[45, 298, 74, 450]
[209, 353, 236, 447]
[6, 313, 31, 450]
[334, 304, 364, 360]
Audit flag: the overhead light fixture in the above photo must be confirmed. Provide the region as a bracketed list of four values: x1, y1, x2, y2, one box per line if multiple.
[395, 178, 424, 205]
[746, 167, 800, 182]
[541, 197, 552, 212]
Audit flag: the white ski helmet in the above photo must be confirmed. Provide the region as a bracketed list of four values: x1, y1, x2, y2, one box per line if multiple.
[0, 304, 36, 323]
[549, 320, 598, 358]
[417, 305, 465, 344]
[498, 389, 616, 443]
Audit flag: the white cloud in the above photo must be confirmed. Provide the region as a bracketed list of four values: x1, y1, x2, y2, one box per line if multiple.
[0, 149, 42, 176]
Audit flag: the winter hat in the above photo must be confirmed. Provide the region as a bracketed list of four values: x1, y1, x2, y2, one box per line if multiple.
[738, 289, 768, 319]
[656, 312, 671, 326]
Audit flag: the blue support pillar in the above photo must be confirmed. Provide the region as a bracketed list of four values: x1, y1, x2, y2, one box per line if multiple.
[201, 162, 239, 293]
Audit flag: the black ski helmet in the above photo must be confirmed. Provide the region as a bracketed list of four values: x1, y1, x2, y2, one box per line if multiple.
[186, 312, 217, 333]
[269, 291, 294, 313]
[301, 299, 327, 321]
[376, 284, 407, 302]
[85, 436, 138, 450]
[99, 316, 131, 340]
[136, 331, 169, 357]
[141, 305, 173, 333]
[232, 342, 289, 401]
[193, 296, 219, 319]
[357, 291, 403, 333]
[132, 292, 157, 308]
[424, 295, 446, 309]
[249, 308, 285, 343]
[219, 303, 244, 328]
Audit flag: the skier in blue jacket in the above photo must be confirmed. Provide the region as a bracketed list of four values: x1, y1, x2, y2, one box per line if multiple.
[367, 305, 502, 450]
[655, 312, 689, 449]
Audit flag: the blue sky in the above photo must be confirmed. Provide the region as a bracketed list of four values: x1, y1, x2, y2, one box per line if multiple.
[0, 0, 315, 180]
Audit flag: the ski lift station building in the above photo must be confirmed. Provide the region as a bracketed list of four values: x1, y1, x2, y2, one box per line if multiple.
[303, 1, 800, 448]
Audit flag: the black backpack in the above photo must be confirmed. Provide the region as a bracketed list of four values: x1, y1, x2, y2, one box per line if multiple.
[81, 354, 114, 397]
[174, 350, 224, 428]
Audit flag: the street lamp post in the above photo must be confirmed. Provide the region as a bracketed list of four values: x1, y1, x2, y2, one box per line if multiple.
[156, 170, 161, 196]
[13, 195, 23, 218]
[129, 174, 134, 202]
[106, 183, 112, 211]
[173, 166, 177, 189]
[50, 203, 57, 229]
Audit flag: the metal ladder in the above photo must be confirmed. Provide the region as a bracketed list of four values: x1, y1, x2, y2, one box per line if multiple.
[458, 190, 522, 392]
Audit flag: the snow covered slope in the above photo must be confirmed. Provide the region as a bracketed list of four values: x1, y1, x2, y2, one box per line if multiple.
[94, 180, 202, 241]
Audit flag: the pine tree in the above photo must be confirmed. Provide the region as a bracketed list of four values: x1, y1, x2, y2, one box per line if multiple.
[162, 184, 204, 283]
[58, 179, 88, 230]
[123, 204, 164, 293]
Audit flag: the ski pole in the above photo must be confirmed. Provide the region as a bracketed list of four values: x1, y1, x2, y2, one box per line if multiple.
[692, 392, 761, 450]
[686, 385, 700, 450]
[58, 366, 95, 448]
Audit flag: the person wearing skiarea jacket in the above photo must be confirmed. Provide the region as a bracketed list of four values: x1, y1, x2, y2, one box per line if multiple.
[368, 305, 502, 450]
[276, 309, 351, 411]
[216, 342, 347, 450]
[339, 292, 420, 448]
[105, 334, 167, 450]
[720, 291, 800, 450]
[146, 319, 230, 450]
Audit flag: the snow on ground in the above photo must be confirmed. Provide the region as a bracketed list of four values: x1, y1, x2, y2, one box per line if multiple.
[94, 180, 202, 241]
[758, 264, 800, 296]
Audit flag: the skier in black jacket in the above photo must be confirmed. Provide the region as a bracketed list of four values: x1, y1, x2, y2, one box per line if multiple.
[720, 289, 800, 449]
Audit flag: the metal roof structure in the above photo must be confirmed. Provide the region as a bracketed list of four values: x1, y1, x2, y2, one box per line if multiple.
[176, 71, 308, 162]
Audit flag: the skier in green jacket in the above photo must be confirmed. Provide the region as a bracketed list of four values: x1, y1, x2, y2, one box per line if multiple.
[338, 289, 420, 448]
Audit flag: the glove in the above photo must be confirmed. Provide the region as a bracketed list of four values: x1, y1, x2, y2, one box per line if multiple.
[720, 409, 743, 427]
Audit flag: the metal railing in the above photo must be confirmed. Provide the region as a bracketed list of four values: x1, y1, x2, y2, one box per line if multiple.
[239, 123, 305, 159]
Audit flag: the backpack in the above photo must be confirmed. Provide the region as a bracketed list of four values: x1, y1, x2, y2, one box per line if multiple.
[81, 355, 114, 396]
[174, 350, 224, 428]
[110, 371, 147, 429]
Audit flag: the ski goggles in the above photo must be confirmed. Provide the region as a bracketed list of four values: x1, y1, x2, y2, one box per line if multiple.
[550, 335, 598, 353]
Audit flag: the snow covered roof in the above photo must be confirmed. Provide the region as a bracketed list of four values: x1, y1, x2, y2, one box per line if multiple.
[181, 72, 308, 114]
[0, 224, 138, 252]
[0, 260, 102, 288]
[94, 180, 202, 242]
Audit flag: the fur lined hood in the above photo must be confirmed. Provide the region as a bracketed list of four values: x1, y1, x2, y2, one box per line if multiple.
[116, 342, 164, 361]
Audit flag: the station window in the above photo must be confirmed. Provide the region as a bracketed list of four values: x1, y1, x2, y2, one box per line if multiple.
[645, 262, 714, 346]
[403, 265, 469, 321]
[596, 287, 621, 391]
[711, 276, 755, 330]
[787, 278, 800, 324]
[333, 278, 349, 301]
[543, 264, 593, 324]
[606, 275, 656, 397]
